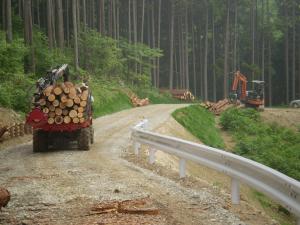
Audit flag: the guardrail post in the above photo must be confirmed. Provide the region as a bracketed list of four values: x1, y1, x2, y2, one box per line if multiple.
[231, 178, 240, 204]
[179, 159, 186, 178]
[149, 149, 156, 164]
[134, 142, 141, 155]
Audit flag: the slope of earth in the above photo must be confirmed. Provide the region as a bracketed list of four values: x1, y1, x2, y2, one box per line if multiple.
[0, 105, 277, 225]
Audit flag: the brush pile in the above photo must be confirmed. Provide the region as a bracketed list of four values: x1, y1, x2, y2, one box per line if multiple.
[35, 82, 91, 125]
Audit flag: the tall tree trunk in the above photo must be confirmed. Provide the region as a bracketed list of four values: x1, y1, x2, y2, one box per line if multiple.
[292, 1, 296, 100]
[133, 0, 137, 74]
[100, 0, 105, 34]
[151, 2, 156, 87]
[192, 19, 197, 97]
[82, 0, 86, 31]
[284, 4, 289, 104]
[267, 0, 272, 106]
[56, 0, 64, 48]
[66, 0, 70, 47]
[169, 0, 175, 90]
[6, 0, 12, 43]
[72, 0, 79, 71]
[261, 0, 265, 107]
[51, 0, 56, 47]
[251, 0, 255, 82]
[212, 7, 216, 102]
[184, 4, 189, 90]
[140, 0, 145, 43]
[2, 0, 6, 31]
[128, 0, 131, 43]
[156, 0, 161, 88]
[223, 1, 230, 98]
[47, 0, 53, 48]
[24, 0, 35, 73]
[233, 0, 237, 71]
[203, 3, 208, 101]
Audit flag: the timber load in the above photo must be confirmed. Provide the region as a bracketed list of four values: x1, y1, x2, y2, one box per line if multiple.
[169, 89, 195, 101]
[34, 82, 91, 125]
[201, 99, 238, 115]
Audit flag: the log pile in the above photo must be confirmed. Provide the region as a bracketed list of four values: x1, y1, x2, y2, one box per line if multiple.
[201, 99, 236, 115]
[0, 187, 10, 209]
[0, 123, 32, 141]
[169, 89, 195, 101]
[130, 95, 149, 107]
[36, 82, 90, 125]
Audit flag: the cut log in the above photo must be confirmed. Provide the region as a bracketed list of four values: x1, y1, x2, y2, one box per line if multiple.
[0, 187, 10, 209]
[64, 81, 74, 88]
[64, 116, 71, 124]
[53, 99, 60, 107]
[43, 107, 49, 114]
[72, 117, 79, 124]
[69, 110, 78, 118]
[73, 105, 79, 111]
[77, 112, 83, 118]
[63, 86, 70, 94]
[59, 102, 66, 109]
[80, 101, 87, 107]
[55, 108, 63, 116]
[78, 107, 84, 113]
[49, 105, 56, 112]
[43, 85, 53, 96]
[60, 95, 68, 103]
[39, 98, 46, 106]
[79, 118, 85, 123]
[53, 86, 63, 95]
[48, 117, 55, 124]
[80, 90, 88, 101]
[62, 109, 69, 116]
[48, 94, 56, 102]
[69, 87, 77, 99]
[66, 99, 74, 108]
[54, 116, 63, 124]
[74, 96, 81, 104]
[49, 111, 56, 118]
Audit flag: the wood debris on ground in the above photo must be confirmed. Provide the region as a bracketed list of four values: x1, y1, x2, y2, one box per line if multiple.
[130, 95, 150, 107]
[89, 198, 160, 216]
[0, 187, 10, 210]
[161, 89, 195, 101]
[200, 99, 238, 115]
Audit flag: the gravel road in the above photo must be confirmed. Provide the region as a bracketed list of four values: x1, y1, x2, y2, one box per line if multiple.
[0, 104, 275, 225]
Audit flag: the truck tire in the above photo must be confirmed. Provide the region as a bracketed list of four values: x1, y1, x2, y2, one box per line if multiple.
[33, 130, 48, 152]
[78, 128, 90, 151]
[90, 126, 94, 144]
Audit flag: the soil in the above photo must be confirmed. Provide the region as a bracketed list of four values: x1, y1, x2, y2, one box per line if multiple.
[0, 105, 295, 225]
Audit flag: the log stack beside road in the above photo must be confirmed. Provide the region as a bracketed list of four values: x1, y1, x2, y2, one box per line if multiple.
[35, 82, 90, 125]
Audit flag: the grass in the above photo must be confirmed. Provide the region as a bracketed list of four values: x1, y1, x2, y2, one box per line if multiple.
[220, 108, 300, 181]
[172, 105, 224, 148]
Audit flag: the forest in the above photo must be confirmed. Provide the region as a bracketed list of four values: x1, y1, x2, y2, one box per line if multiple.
[1, 0, 300, 109]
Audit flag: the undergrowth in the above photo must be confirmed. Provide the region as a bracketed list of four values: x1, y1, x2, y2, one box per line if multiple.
[172, 105, 224, 148]
[220, 108, 300, 181]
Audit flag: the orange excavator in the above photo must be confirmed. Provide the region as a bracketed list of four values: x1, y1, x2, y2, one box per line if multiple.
[230, 71, 264, 108]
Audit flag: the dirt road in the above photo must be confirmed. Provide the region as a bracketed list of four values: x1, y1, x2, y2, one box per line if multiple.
[0, 105, 275, 225]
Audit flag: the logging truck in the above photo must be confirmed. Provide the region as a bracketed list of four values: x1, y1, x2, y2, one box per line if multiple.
[26, 64, 94, 152]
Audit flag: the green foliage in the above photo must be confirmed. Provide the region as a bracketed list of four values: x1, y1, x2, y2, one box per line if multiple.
[172, 105, 224, 148]
[90, 79, 132, 117]
[220, 108, 300, 180]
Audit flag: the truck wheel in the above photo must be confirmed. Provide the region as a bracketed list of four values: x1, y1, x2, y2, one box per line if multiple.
[33, 130, 48, 152]
[78, 128, 90, 151]
[90, 126, 94, 144]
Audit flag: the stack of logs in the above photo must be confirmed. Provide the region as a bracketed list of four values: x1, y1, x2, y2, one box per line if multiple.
[201, 99, 236, 115]
[169, 89, 195, 101]
[130, 95, 149, 107]
[37, 82, 90, 125]
[0, 123, 32, 140]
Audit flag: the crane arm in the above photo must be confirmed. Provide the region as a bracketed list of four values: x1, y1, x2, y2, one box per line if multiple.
[231, 71, 247, 100]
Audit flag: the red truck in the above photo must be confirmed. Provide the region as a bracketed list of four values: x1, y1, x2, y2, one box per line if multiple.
[26, 65, 94, 152]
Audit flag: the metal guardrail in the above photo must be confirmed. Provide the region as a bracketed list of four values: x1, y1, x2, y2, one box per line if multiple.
[131, 120, 300, 224]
